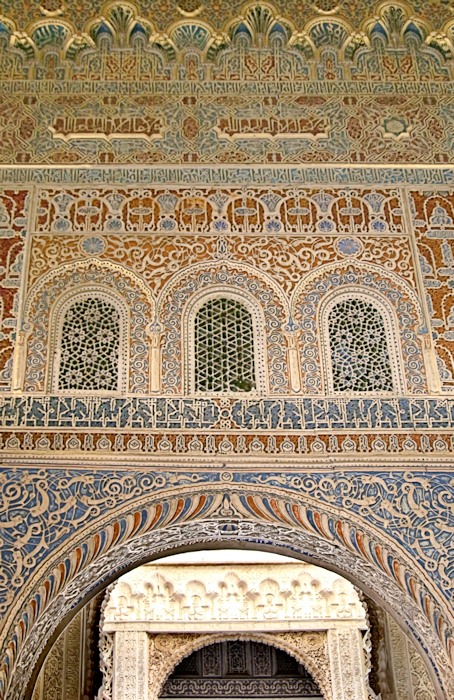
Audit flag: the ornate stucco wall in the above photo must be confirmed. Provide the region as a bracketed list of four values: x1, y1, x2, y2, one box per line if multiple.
[0, 1, 453, 699]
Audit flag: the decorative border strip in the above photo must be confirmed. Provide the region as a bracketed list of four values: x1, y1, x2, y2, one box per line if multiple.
[1, 396, 453, 431]
[1, 431, 452, 457]
[2, 81, 454, 96]
[0, 166, 453, 186]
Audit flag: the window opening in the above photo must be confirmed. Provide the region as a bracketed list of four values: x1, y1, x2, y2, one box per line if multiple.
[328, 298, 394, 392]
[58, 297, 120, 391]
[194, 297, 256, 393]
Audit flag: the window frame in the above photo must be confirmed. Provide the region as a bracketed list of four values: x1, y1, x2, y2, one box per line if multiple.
[184, 288, 268, 396]
[319, 287, 405, 396]
[48, 286, 129, 395]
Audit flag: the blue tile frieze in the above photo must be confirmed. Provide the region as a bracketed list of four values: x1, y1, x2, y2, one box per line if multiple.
[0, 396, 453, 431]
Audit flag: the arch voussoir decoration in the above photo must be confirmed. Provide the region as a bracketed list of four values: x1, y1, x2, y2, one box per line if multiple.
[0, 479, 451, 700]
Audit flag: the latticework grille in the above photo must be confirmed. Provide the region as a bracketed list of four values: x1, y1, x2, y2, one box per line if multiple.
[329, 298, 394, 392]
[59, 297, 120, 391]
[194, 298, 256, 392]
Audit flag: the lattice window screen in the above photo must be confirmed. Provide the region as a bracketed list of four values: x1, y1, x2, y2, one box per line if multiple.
[328, 298, 394, 392]
[59, 297, 120, 391]
[194, 298, 256, 392]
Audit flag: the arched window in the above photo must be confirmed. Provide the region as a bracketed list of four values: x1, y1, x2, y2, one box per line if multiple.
[194, 297, 256, 393]
[55, 295, 124, 392]
[327, 297, 395, 393]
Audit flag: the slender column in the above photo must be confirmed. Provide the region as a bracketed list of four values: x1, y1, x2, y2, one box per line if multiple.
[284, 323, 301, 393]
[146, 322, 163, 393]
[327, 628, 368, 700]
[11, 327, 30, 391]
[418, 330, 442, 393]
[114, 631, 149, 700]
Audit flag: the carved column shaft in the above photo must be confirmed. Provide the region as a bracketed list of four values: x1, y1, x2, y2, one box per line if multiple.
[284, 329, 301, 393]
[114, 631, 149, 700]
[147, 324, 162, 393]
[327, 628, 368, 700]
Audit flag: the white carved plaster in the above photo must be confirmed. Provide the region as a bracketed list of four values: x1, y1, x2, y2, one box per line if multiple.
[11, 521, 450, 700]
[113, 630, 148, 700]
[386, 615, 437, 700]
[327, 628, 368, 700]
[102, 563, 369, 700]
[147, 632, 332, 700]
[103, 563, 367, 632]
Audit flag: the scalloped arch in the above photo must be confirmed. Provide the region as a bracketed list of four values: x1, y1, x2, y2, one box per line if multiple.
[148, 632, 332, 700]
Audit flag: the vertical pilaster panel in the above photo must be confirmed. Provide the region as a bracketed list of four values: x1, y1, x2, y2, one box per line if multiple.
[328, 628, 368, 700]
[114, 631, 149, 700]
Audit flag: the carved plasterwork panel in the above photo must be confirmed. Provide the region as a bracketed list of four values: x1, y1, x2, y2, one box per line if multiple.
[0, 3, 452, 165]
[31, 609, 82, 700]
[410, 191, 454, 392]
[114, 630, 149, 700]
[387, 616, 437, 700]
[158, 260, 289, 393]
[28, 229, 415, 298]
[0, 190, 28, 391]
[292, 261, 426, 393]
[22, 259, 156, 393]
[2, 497, 452, 700]
[147, 632, 332, 700]
[103, 563, 367, 631]
[1, 1, 453, 56]
[327, 629, 367, 700]
[32, 187, 406, 240]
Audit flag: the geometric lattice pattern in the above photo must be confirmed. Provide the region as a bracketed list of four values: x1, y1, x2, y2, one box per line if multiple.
[195, 298, 255, 392]
[59, 297, 120, 391]
[329, 299, 393, 393]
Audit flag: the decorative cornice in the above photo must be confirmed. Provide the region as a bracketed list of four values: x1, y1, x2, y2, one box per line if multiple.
[0, 1, 453, 77]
